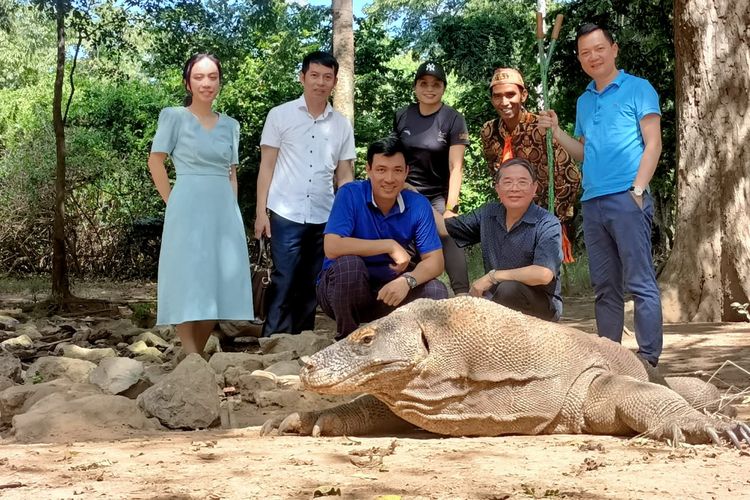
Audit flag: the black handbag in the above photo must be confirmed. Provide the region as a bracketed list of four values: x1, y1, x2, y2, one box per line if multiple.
[251, 237, 273, 322]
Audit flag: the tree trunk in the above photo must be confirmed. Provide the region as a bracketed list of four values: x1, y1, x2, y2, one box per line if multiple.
[51, 0, 71, 304]
[332, 0, 354, 124]
[659, 0, 750, 321]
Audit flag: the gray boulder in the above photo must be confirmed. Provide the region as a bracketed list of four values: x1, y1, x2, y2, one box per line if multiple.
[137, 354, 220, 429]
[258, 331, 334, 358]
[0, 380, 100, 424]
[208, 352, 264, 375]
[261, 350, 296, 368]
[0, 315, 19, 331]
[89, 357, 145, 395]
[24, 356, 97, 384]
[0, 375, 15, 392]
[134, 331, 171, 348]
[0, 353, 22, 382]
[12, 393, 161, 443]
[1, 334, 33, 352]
[14, 323, 42, 341]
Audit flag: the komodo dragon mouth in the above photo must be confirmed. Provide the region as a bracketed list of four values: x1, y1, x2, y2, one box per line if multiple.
[300, 359, 415, 394]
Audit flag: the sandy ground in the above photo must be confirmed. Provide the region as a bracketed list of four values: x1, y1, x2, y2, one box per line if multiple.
[1, 289, 749, 499]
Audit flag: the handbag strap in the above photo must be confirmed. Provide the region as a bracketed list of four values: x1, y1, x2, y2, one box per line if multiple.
[255, 236, 272, 267]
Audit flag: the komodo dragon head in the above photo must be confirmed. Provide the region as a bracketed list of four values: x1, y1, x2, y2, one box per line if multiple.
[300, 298, 451, 395]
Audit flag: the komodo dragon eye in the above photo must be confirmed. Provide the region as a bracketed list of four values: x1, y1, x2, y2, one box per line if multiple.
[361, 334, 374, 345]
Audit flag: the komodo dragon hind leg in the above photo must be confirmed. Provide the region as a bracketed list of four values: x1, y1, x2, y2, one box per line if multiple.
[260, 395, 415, 437]
[582, 374, 750, 447]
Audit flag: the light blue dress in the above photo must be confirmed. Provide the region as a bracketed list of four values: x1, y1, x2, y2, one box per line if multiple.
[151, 106, 254, 325]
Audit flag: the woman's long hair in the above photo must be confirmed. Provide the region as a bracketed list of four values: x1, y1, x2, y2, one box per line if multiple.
[183, 53, 223, 106]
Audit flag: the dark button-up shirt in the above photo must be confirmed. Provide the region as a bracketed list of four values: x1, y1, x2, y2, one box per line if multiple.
[445, 201, 563, 319]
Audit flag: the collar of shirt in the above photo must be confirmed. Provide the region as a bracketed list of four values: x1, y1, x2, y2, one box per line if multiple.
[492, 202, 540, 231]
[294, 95, 333, 120]
[585, 69, 627, 95]
[365, 180, 406, 216]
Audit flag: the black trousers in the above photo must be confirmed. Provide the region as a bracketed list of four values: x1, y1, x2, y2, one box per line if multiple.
[263, 211, 325, 336]
[490, 280, 556, 321]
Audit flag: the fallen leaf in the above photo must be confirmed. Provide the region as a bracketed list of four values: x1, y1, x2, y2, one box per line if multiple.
[312, 485, 341, 497]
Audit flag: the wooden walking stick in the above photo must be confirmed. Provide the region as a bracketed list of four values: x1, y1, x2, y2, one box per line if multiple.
[536, 12, 564, 213]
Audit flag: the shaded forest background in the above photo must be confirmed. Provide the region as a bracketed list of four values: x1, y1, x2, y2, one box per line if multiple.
[0, 0, 675, 281]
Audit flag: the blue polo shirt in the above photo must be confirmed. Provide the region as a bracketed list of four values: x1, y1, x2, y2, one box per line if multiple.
[445, 202, 562, 319]
[322, 180, 442, 284]
[574, 70, 661, 201]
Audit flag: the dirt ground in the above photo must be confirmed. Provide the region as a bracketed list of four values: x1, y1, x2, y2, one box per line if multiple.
[1, 285, 749, 499]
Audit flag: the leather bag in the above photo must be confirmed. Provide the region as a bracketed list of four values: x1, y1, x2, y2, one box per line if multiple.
[251, 237, 273, 322]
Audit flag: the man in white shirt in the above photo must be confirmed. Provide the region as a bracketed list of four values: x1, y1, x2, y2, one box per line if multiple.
[255, 51, 356, 336]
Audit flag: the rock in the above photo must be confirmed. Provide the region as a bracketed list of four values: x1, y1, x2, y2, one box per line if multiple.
[89, 357, 145, 395]
[14, 323, 42, 341]
[60, 344, 117, 363]
[137, 354, 220, 429]
[208, 353, 264, 375]
[24, 356, 97, 384]
[0, 375, 15, 392]
[143, 365, 169, 385]
[261, 351, 296, 368]
[119, 378, 152, 400]
[0, 315, 20, 331]
[204, 334, 221, 355]
[134, 331, 171, 349]
[224, 370, 276, 403]
[264, 360, 301, 377]
[219, 321, 263, 338]
[12, 393, 161, 443]
[91, 319, 144, 343]
[1, 334, 33, 351]
[0, 354, 22, 382]
[258, 332, 334, 358]
[128, 341, 163, 360]
[135, 352, 165, 364]
[0, 380, 99, 424]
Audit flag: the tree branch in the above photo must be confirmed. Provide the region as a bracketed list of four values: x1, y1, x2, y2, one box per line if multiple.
[63, 28, 84, 126]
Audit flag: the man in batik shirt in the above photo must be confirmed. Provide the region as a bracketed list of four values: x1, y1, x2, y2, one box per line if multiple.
[480, 68, 581, 262]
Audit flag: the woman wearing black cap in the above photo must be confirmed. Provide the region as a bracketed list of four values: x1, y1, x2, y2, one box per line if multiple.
[393, 61, 470, 295]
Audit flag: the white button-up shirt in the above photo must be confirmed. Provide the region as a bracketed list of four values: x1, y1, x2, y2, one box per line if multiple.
[261, 95, 356, 224]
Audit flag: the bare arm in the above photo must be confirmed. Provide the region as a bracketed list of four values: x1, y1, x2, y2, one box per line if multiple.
[335, 159, 354, 187]
[254, 145, 279, 239]
[324, 234, 406, 261]
[148, 152, 171, 203]
[445, 144, 465, 213]
[537, 110, 584, 162]
[229, 165, 238, 197]
[431, 206, 459, 238]
[633, 114, 662, 188]
[491, 265, 554, 286]
[377, 248, 445, 307]
[470, 265, 554, 298]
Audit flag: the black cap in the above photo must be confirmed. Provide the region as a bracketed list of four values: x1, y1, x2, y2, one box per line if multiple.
[414, 61, 447, 86]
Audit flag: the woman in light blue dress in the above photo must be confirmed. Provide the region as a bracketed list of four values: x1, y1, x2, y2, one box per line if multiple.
[147, 53, 253, 354]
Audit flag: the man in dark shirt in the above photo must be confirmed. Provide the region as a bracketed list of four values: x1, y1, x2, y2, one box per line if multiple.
[434, 158, 563, 320]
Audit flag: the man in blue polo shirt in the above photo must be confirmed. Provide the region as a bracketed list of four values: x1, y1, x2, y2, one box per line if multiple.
[434, 158, 562, 321]
[317, 136, 448, 339]
[538, 23, 663, 365]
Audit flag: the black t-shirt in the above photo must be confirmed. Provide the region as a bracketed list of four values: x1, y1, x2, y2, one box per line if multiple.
[393, 103, 470, 198]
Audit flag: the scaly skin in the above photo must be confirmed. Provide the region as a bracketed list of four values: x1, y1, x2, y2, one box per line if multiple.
[263, 297, 749, 446]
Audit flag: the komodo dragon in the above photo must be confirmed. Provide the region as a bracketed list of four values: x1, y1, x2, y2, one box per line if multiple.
[262, 297, 749, 446]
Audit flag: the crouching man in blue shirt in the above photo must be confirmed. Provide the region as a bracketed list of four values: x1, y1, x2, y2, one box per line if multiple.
[434, 158, 563, 321]
[317, 136, 449, 340]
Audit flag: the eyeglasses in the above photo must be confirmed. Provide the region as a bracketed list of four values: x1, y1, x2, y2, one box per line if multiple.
[498, 179, 533, 190]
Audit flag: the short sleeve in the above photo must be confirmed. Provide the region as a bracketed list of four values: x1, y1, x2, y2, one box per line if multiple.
[574, 99, 584, 139]
[533, 215, 563, 276]
[260, 107, 281, 148]
[635, 80, 661, 121]
[324, 184, 357, 237]
[412, 196, 442, 255]
[151, 107, 180, 154]
[231, 119, 240, 165]
[338, 119, 356, 161]
[449, 111, 470, 146]
[444, 208, 483, 248]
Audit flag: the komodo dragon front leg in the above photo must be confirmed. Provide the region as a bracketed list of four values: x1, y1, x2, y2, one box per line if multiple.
[260, 395, 415, 437]
[583, 374, 750, 446]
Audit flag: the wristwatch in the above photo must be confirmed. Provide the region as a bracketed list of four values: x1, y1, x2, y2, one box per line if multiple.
[629, 185, 645, 196]
[402, 273, 418, 289]
[487, 269, 500, 285]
